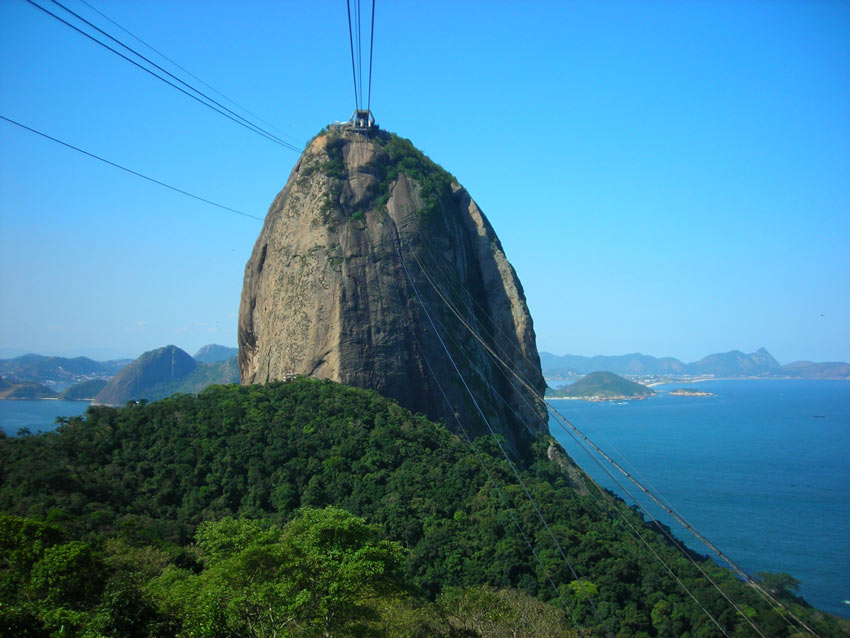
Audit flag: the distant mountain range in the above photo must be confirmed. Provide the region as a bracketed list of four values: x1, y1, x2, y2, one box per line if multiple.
[540, 348, 850, 380]
[0, 354, 130, 391]
[0, 344, 240, 403]
[4, 344, 846, 403]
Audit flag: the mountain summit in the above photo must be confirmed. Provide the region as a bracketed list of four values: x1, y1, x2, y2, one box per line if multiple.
[94, 345, 196, 405]
[238, 129, 546, 451]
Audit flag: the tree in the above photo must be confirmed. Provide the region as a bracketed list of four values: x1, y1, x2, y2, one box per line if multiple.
[152, 507, 407, 637]
[0, 516, 104, 636]
[436, 586, 576, 638]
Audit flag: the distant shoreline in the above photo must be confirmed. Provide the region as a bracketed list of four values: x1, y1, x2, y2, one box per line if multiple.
[547, 377, 849, 402]
[546, 395, 651, 403]
[649, 376, 850, 386]
[546, 375, 850, 389]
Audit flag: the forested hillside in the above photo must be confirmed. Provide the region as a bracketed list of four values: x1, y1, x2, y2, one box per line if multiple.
[1, 379, 846, 637]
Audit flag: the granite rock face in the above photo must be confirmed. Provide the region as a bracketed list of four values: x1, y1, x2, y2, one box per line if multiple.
[238, 129, 547, 452]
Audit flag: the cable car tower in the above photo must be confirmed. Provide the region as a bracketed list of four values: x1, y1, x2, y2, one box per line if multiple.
[344, 0, 378, 134]
[349, 108, 376, 132]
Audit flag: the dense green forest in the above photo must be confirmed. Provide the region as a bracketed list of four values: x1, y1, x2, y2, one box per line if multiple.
[1, 379, 846, 636]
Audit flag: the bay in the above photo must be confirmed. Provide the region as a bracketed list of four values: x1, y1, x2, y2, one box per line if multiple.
[0, 399, 90, 437]
[550, 379, 850, 619]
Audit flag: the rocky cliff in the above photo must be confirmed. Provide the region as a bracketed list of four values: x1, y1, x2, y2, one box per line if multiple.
[239, 129, 547, 453]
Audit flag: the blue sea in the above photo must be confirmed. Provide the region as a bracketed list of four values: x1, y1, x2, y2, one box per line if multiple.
[550, 379, 850, 619]
[0, 399, 90, 436]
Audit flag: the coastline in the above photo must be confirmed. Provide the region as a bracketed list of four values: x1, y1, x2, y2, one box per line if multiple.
[547, 377, 850, 403]
[545, 395, 656, 403]
[644, 376, 849, 387]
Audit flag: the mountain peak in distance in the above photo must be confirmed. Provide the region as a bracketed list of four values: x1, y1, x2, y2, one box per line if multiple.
[194, 344, 238, 363]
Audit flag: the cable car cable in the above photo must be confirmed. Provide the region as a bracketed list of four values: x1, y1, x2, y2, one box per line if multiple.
[393, 234, 614, 637]
[414, 237, 708, 524]
[367, 0, 375, 113]
[356, 0, 363, 113]
[418, 348, 577, 625]
[23, 0, 299, 153]
[74, 0, 301, 146]
[411, 230, 542, 389]
[0, 115, 263, 222]
[41, 0, 301, 153]
[346, 0, 359, 110]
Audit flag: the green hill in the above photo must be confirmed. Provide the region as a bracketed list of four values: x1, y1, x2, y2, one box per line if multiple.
[1, 379, 844, 637]
[548, 371, 655, 400]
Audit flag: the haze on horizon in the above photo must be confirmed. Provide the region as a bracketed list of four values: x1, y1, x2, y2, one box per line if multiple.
[1, 1, 847, 365]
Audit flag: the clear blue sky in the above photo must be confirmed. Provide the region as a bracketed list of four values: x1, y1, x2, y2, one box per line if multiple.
[1, 0, 848, 363]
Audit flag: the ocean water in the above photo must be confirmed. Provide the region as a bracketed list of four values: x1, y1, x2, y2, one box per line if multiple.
[0, 399, 90, 436]
[549, 379, 850, 619]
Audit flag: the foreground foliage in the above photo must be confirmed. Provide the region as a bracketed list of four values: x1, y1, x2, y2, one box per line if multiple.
[1, 379, 847, 636]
